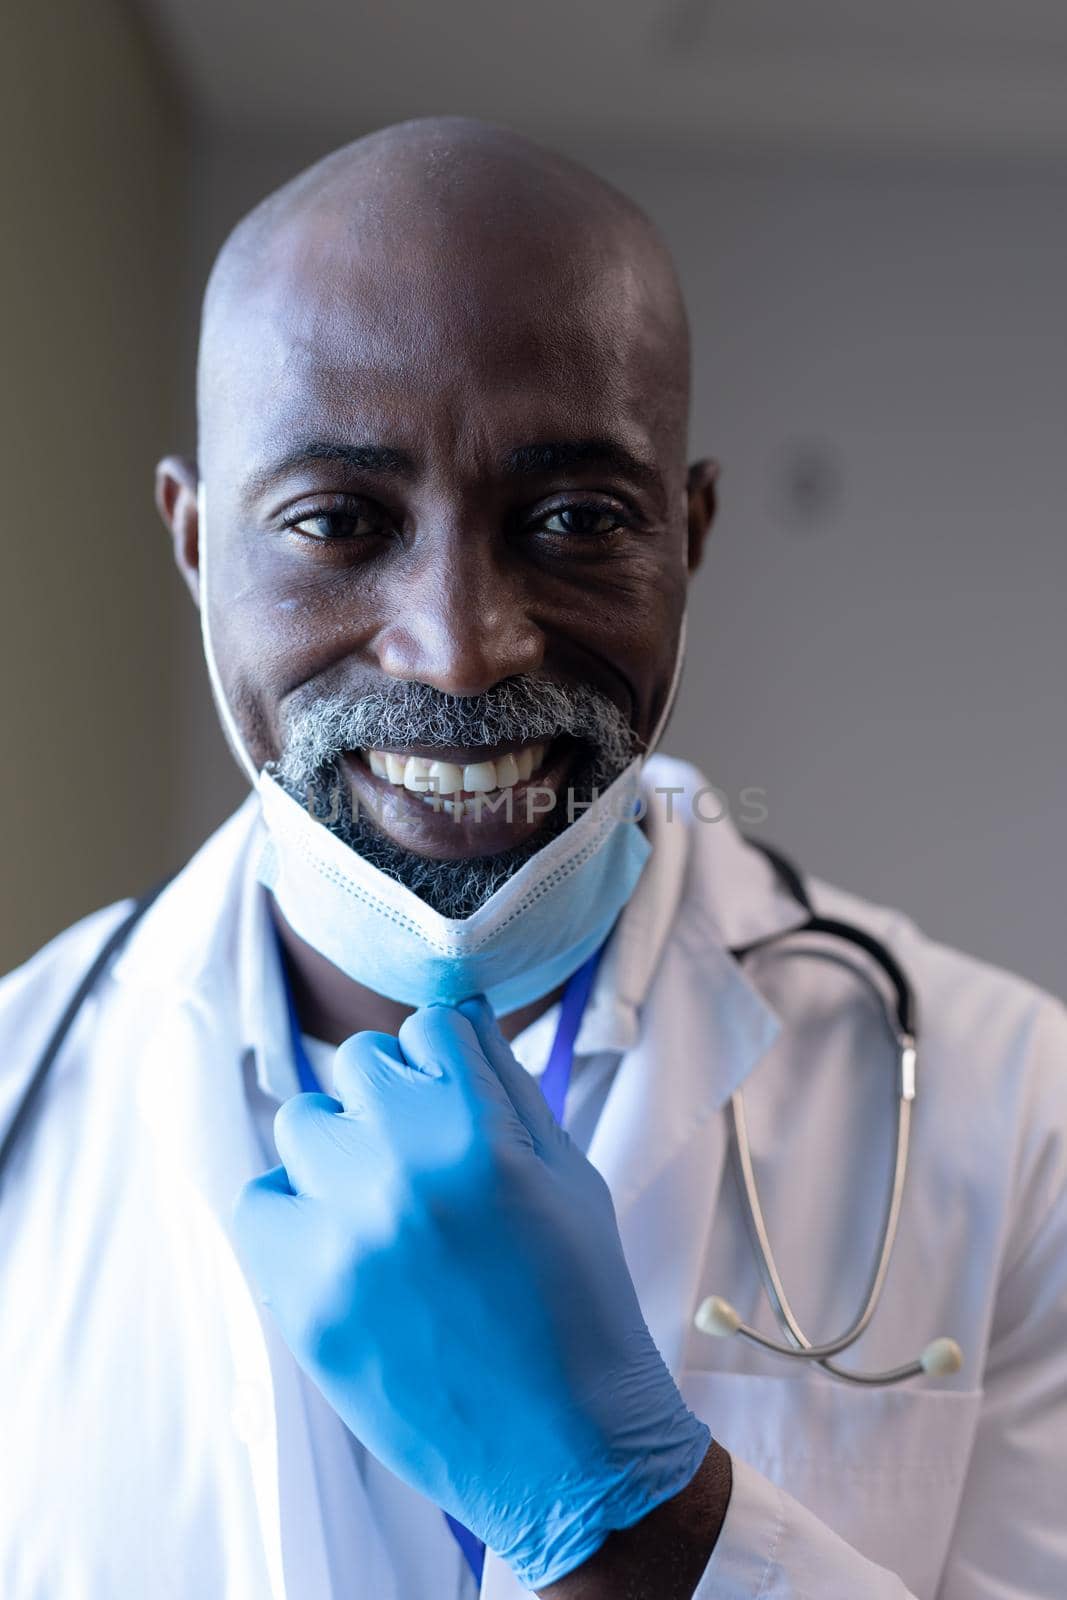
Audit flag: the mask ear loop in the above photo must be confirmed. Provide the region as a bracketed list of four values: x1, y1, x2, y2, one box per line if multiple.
[645, 609, 687, 759]
[197, 480, 261, 788]
[643, 506, 691, 760]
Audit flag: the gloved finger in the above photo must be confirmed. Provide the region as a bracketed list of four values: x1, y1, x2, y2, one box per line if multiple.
[397, 1004, 535, 1152]
[231, 1164, 306, 1292]
[333, 1029, 443, 1118]
[235, 1161, 298, 1206]
[272, 1089, 379, 1196]
[456, 995, 567, 1157]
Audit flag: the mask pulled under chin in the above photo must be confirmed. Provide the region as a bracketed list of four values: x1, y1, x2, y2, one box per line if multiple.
[255, 759, 652, 1014]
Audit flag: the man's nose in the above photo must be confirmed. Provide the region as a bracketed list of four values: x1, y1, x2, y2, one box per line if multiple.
[371, 542, 544, 697]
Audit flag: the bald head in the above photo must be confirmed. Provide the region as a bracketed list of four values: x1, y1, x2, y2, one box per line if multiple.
[196, 116, 691, 471]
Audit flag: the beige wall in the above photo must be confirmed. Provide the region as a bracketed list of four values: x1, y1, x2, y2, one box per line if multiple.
[0, 0, 189, 971]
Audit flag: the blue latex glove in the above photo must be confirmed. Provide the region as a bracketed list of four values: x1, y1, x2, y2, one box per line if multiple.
[232, 999, 711, 1591]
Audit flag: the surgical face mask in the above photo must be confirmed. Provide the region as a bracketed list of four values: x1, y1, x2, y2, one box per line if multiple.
[196, 482, 687, 1012]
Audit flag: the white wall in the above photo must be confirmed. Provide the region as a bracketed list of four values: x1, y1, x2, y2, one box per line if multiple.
[178, 131, 1067, 998]
[637, 152, 1067, 999]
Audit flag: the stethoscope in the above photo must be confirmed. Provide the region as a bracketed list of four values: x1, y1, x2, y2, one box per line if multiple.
[702, 840, 962, 1387]
[0, 839, 962, 1398]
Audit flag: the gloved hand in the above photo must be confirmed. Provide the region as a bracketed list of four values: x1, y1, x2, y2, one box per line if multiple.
[232, 998, 710, 1591]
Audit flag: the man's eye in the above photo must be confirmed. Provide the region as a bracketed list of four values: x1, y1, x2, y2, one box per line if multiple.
[538, 503, 625, 538]
[284, 504, 390, 541]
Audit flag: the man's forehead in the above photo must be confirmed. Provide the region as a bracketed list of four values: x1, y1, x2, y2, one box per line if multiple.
[198, 126, 691, 483]
[211, 250, 675, 494]
[227, 209, 660, 374]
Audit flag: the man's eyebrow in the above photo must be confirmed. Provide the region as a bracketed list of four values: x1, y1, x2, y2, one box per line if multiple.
[240, 435, 662, 503]
[501, 439, 662, 492]
[241, 439, 418, 502]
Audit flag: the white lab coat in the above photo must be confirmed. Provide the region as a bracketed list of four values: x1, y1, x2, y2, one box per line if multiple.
[1, 754, 1065, 1599]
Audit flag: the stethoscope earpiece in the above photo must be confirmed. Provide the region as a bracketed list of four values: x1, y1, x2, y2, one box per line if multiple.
[920, 1337, 964, 1378]
[694, 1295, 742, 1338]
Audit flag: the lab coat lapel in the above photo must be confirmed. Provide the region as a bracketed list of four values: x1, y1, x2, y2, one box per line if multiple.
[124, 803, 276, 1240]
[132, 978, 293, 1600]
[580, 760, 804, 1375]
[587, 907, 783, 1374]
[123, 804, 397, 1600]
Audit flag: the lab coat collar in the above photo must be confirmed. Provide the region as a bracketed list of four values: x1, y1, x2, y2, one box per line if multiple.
[236, 815, 305, 1107]
[574, 754, 810, 1062]
[501, 754, 811, 1072]
[587, 910, 781, 1211]
[110, 790, 264, 1001]
[504, 755, 697, 1072]
[111, 796, 288, 1236]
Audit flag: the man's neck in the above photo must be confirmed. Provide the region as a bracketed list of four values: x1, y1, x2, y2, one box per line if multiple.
[271, 902, 566, 1046]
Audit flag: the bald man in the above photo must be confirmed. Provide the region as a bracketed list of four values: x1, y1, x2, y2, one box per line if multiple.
[1, 117, 1065, 1600]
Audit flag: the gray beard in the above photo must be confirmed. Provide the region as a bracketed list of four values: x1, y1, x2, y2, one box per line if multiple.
[293, 746, 605, 918]
[272, 675, 639, 919]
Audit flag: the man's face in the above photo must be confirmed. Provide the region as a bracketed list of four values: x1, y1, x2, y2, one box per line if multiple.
[163, 207, 714, 911]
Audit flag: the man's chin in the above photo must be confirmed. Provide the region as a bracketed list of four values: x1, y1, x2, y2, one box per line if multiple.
[331, 804, 567, 920]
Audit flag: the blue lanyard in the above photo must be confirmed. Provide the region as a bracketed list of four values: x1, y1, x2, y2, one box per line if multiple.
[277, 941, 606, 1589]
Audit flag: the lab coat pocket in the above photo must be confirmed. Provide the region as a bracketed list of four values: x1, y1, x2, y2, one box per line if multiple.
[677, 1368, 982, 1599]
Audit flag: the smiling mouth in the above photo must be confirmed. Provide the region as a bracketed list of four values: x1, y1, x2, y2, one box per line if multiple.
[354, 738, 561, 820]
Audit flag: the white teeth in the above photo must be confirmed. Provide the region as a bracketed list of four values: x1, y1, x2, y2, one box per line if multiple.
[403, 756, 433, 793]
[462, 761, 497, 793]
[495, 752, 519, 788]
[431, 761, 464, 795]
[364, 743, 550, 797]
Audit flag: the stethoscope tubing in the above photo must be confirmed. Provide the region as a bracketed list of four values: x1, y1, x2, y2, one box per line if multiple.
[713, 842, 959, 1386]
[726, 1085, 922, 1382]
[0, 878, 171, 1200]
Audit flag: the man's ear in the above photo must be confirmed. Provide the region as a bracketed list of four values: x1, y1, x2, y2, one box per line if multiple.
[154, 454, 200, 606]
[685, 458, 719, 574]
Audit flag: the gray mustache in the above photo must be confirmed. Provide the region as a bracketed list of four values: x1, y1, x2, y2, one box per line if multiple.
[275, 674, 639, 785]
